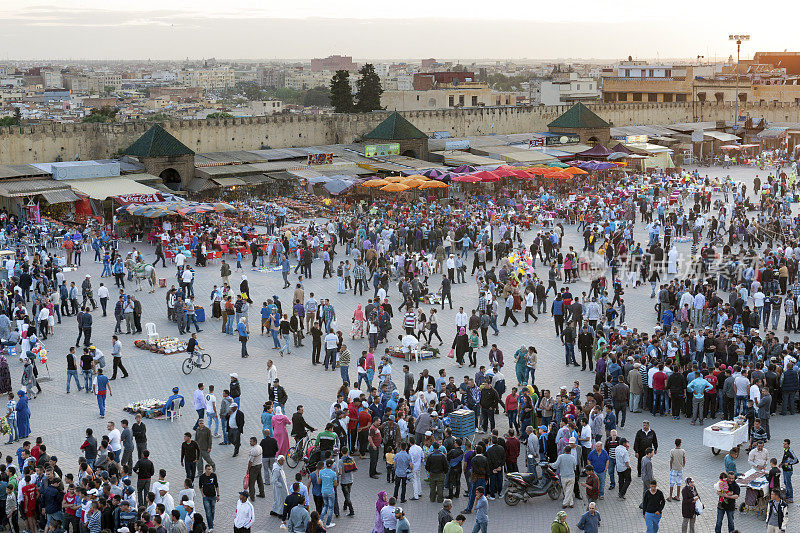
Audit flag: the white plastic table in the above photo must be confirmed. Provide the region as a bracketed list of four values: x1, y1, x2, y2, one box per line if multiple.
[703, 421, 749, 455]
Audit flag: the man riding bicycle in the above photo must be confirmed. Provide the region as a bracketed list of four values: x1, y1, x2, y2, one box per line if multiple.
[186, 332, 203, 366]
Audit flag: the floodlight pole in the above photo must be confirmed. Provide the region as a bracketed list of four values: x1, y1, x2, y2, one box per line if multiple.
[729, 34, 750, 133]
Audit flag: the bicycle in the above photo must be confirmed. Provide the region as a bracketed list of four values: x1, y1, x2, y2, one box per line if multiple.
[286, 434, 313, 468]
[181, 352, 211, 375]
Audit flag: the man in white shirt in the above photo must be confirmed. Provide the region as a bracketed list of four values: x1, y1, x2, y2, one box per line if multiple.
[205, 386, 219, 437]
[97, 283, 110, 317]
[400, 333, 420, 362]
[323, 331, 338, 371]
[233, 490, 255, 533]
[192, 383, 206, 431]
[106, 421, 122, 463]
[454, 307, 468, 335]
[379, 499, 397, 531]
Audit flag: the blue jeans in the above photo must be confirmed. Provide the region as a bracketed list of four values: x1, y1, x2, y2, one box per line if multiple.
[565, 343, 575, 365]
[67, 369, 82, 392]
[5, 417, 17, 443]
[608, 458, 616, 487]
[784, 470, 794, 501]
[735, 395, 747, 416]
[280, 334, 290, 355]
[206, 412, 219, 435]
[321, 493, 335, 526]
[465, 478, 485, 512]
[340, 365, 349, 385]
[271, 330, 281, 348]
[715, 508, 734, 533]
[471, 522, 488, 533]
[652, 390, 666, 415]
[596, 470, 606, 498]
[221, 417, 229, 444]
[187, 314, 201, 332]
[644, 512, 661, 533]
[525, 367, 535, 385]
[225, 315, 234, 335]
[203, 496, 215, 529]
[82, 370, 92, 391]
[97, 393, 107, 416]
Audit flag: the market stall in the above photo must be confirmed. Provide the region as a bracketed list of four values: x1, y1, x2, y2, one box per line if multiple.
[703, 418, 749, 455]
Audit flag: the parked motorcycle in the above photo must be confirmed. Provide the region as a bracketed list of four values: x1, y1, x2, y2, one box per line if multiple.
[503, 461, 562, 506]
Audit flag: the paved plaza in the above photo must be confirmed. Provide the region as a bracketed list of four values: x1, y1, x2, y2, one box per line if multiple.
[13, 164, 796, 532]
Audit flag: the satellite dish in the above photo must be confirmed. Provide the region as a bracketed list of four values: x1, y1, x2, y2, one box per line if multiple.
[560, 136, 569, 144]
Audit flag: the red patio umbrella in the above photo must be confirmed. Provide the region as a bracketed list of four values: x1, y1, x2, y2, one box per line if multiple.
[472, 170, 501, 182]
[452, 174, 482, 183]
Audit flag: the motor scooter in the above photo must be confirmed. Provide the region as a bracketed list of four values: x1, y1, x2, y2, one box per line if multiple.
[503, 460, 562, 506]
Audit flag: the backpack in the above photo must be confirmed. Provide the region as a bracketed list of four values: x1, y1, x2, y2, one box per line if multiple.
[341, 456, 357, 473]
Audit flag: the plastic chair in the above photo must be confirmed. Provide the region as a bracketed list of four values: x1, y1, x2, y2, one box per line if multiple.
[168, 397, 182, 421]
[145, 323, 158, 343]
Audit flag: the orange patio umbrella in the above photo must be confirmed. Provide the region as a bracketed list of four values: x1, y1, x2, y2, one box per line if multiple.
[381, 183, 411, 192]
[384, 176, 405, 183]
[403, 174, 430, 181]
[418, 180, 448, 189]
[401, 179, 425, 188]
[362, 179, 389, 187]
[564, 167, 589, 175]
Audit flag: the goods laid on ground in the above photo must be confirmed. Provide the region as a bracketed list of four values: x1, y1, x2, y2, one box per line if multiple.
[133, 337, 188, 354]
[123, 398, 167, 418]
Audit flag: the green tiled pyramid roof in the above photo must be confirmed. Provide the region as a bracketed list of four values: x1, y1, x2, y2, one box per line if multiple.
[364, 111, 428, 140]
[548, 103, 610, 129]
[123, 124, 194, 157]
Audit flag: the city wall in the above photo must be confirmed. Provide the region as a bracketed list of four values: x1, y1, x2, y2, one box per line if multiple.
[1, 102, 800, 165]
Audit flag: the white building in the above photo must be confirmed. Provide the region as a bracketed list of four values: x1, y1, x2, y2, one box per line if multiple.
[178, 68, 235, 90]
[538, 72, 600, 105]
[246, 100, 284, 115]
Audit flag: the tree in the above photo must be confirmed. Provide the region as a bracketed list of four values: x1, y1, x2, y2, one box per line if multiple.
[103, 85, 115, 95]
[81, 106, 118, 123]
[329, 70, 354, 113]
[355, 64, 383, 112]
[206, 112, 234, 119]
[303, 86, 331, 107]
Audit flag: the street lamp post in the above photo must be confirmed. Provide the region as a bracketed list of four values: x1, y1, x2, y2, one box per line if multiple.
[729, 34, 750, 133]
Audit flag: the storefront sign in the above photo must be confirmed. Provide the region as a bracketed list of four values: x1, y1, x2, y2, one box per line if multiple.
[626, 135, 648, 143]
[114, 193, 164, 205]
[545, 134, 580, 146]
[365, 143, 401, 157]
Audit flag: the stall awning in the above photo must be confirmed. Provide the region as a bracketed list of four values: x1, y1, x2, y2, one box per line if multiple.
[68, 178, 161, 201]
[0, 179, 76, 198]
[210, 177, 246, 187]
[185, 178, 217, 193]
[41, 189, 81, 204]
[704, 131, 741, 142]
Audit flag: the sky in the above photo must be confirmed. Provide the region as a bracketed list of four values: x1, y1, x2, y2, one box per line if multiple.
[0, 0, 795, 61]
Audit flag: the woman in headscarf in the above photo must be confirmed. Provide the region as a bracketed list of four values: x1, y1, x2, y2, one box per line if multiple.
[0, 354, 11, 394]
[270, 456, 288, 517]
[450, 327, 468, 368]
[551, 510, 570, 532]
[371, 490, 387, 533]
[15, 390, 30, 439]
[270, 410, 291, 457]
[239, 276, 251, 303]
[351, 305, 365, 340]
[513, 345, 528, 387]
[261, 402, 274, 437]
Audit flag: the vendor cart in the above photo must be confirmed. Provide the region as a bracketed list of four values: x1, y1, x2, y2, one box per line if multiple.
[703, 420, 749, 455]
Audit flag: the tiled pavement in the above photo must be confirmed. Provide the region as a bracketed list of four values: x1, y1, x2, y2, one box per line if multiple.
[15, 165, 795, 532]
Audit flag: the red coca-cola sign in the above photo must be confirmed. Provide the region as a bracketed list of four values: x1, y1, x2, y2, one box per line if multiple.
[114, 193, 164, 205]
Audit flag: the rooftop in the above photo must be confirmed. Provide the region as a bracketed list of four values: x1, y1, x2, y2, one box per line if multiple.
[123, 124, 194, 158]
[364, 112, 428, 140]
[548, 103, 611, 130]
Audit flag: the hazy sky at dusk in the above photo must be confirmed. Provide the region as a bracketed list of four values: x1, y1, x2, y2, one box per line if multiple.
[1, 1, 794, 61]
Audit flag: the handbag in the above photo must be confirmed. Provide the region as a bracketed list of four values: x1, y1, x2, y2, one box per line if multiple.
[695, 499, 703, 515]
[243, 472, 250, 491]
[447, 349, 455, 359]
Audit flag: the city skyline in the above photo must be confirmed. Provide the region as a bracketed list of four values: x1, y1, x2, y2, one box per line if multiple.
[1, 0, 796, 61]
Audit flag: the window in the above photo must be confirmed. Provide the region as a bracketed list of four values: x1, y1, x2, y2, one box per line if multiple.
[663, 93, 673, 102]
[625, 69, 630, 77]
[472, 95, 478, 106]
[632, 93, 642, 101]
[648, 69, 654, 77]
[676, 94, 687, 102]
[618, 93, 628, 102]
[577, 84, 581, 91]
[648, 93, 657, 102]
[448, 95, 454, 107]
[458, 95, 464, 106]
[665, 69, 671, 77]
[416, 95, 419, 101]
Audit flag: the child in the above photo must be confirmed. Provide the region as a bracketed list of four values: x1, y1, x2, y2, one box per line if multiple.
[580, 465, 599, 505]
[572, 381, 581, 400]
[235, 250, 243, 272]
[5, 484, 16, 533]
[385, 447, 395, 483]
[766, 457, 781, 492]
